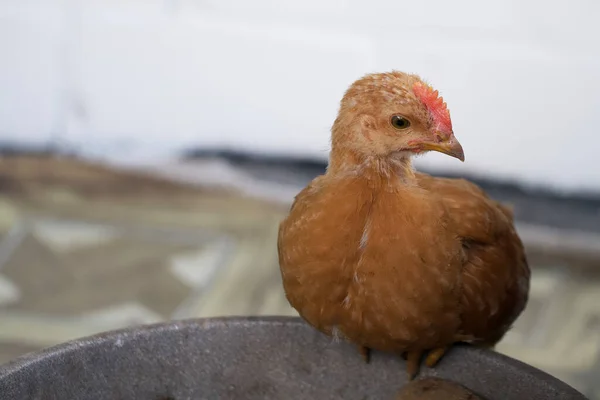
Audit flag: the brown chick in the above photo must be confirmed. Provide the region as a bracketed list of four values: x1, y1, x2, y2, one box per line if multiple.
[396, 377, 483, 400]
[277, 71, 530, 379]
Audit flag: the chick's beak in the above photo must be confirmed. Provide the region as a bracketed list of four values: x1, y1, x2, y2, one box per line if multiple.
[421, 134, 465, 162]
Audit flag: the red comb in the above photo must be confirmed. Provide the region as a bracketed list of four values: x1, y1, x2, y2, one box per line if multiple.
[413, 82, 452, 134]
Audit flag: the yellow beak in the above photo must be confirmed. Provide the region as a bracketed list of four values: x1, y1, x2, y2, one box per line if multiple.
[421, 136, 465, 162]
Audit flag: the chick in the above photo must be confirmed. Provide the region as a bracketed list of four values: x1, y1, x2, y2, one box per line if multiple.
[277, 71, 530, 378]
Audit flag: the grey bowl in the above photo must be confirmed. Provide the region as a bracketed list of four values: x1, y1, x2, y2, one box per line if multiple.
[0, 316, 587, 400]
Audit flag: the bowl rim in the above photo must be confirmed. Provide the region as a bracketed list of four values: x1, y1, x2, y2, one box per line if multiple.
[0, 315, 586, 398]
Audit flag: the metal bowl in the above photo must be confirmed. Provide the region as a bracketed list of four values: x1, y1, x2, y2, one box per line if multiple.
[0, 316, 586, 399]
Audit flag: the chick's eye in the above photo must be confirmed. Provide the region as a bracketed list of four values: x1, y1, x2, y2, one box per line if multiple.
[391, 115, 411, 130]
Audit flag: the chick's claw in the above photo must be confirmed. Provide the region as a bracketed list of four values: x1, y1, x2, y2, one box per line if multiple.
[358, 345, 371, 363]
[403, 347, 450, 379]
[425, 346, 449, 368]
[405, 350, 424, 380]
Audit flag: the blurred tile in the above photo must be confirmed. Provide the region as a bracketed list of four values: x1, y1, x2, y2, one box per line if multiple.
[32, 220, 120, 252]
[1, 231, 212, 316]
[169, 240, 230, 289]
[0, 275, 20, 307]
[0, 198, 17, 233]
[0, 341, 41, 364]
[0, 303, 163, 349]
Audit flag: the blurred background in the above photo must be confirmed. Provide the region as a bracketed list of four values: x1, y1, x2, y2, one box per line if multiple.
[1, 0, 600, 397]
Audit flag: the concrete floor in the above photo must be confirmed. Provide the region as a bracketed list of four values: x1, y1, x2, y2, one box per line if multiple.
[0, 155, 599, 399]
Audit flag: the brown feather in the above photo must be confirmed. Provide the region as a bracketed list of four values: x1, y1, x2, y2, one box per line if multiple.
[415, 172, 530, 345]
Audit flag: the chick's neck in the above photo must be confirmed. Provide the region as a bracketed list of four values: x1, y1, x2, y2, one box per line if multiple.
[327, 147, 416, 188]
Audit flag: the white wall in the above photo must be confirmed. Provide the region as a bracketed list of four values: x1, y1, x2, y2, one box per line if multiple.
[1, 0, 599, 193]
[0, 1, 65, 145]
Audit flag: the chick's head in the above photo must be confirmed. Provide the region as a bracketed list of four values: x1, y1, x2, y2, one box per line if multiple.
[332, 71, 464, 162]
